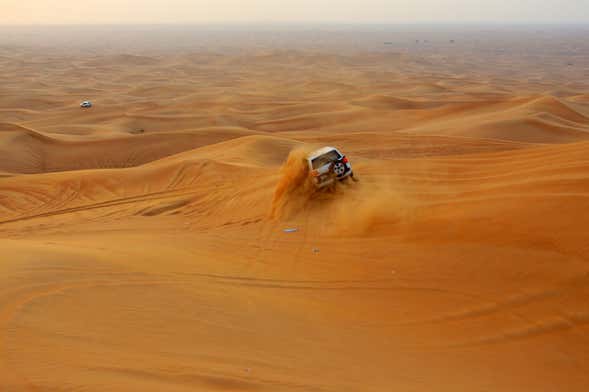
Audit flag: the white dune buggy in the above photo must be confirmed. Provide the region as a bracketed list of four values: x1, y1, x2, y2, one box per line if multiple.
[307, 146, 355, 189]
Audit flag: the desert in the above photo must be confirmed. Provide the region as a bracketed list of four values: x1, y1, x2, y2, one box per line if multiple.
[1, 25, 589, 391]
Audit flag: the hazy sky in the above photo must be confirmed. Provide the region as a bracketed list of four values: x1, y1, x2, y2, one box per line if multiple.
[2, 0, 588, 24]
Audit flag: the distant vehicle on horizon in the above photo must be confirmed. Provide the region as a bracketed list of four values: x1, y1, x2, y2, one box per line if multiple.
[80, 100, 92, 108]
[307, 146, 355, 189]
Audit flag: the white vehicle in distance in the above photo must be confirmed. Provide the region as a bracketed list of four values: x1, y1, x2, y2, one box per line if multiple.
[80, 100, 93, 108]
[307, 146, 354, 189]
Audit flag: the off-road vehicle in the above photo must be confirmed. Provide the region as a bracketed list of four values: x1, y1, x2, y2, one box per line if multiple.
[307, 146, 354, 189]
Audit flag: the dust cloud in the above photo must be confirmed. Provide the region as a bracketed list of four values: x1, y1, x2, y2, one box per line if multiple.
[329, 180, 410, 236]
[269, 146, 316, 219]
[270, 148, 410, 234]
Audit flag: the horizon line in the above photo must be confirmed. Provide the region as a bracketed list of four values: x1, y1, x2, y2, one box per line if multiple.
[1, 21, 589, 27]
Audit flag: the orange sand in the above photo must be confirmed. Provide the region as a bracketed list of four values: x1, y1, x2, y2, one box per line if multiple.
[1, 26, 588, 391]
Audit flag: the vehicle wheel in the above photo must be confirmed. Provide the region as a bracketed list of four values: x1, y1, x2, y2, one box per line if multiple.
[333, 162, 346, 177]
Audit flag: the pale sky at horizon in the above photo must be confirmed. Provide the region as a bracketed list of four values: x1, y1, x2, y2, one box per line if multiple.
[2, 0, 588, 25]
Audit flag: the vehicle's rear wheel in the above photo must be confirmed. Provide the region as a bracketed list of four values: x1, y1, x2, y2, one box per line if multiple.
[333, 162, 346, 177]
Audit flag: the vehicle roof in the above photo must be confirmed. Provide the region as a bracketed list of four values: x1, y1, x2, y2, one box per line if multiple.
[307, 146, 340, 161]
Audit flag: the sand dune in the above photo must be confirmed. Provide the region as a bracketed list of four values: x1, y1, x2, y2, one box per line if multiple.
[0, 123, 260, 174]
[1, 26, 589, 391]
[523, 95, 589, 123]
[351, 94, 441, 110]
[399, 95, 589, 143]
